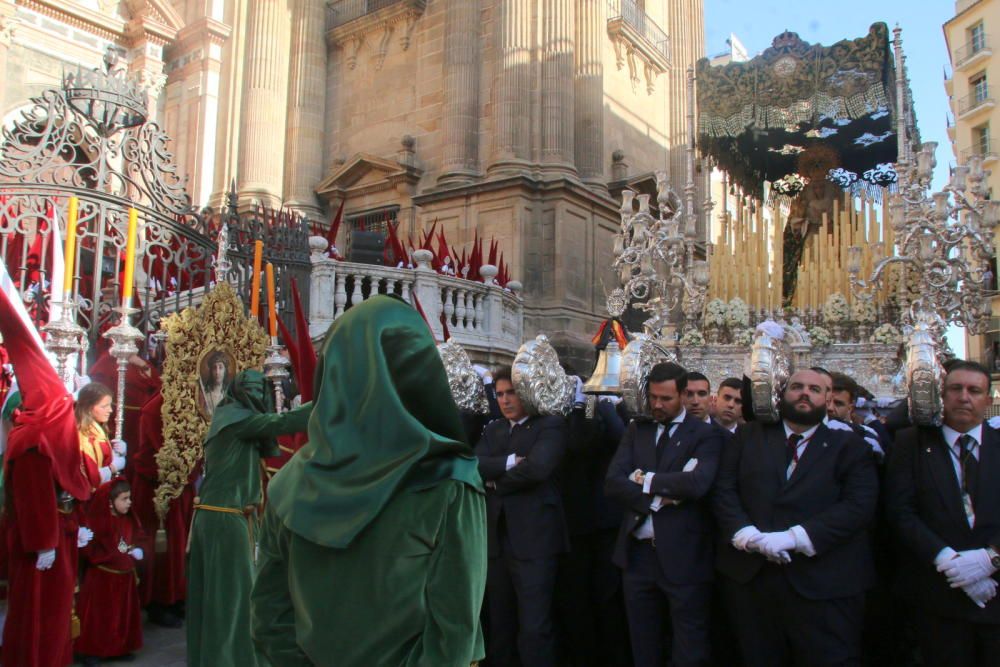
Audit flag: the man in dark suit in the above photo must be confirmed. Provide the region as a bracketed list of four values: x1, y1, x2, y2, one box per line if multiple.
[476, 366, 569, 667]
[713, 368, 879, 667]
[885, 360, 1000, 666]
[684, 371, 713, 425]
[605, 362, 724, 666]
[711, 377, 744, 435]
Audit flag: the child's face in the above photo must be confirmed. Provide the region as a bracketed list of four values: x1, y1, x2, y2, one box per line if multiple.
[112, 491, 132, 515]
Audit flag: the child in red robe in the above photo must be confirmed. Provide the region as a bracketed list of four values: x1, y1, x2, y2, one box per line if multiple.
[75, 479, 144, 665]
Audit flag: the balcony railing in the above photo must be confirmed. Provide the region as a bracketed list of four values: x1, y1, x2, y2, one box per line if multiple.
[961, 144, 999, 162]
[326, 0, 405, 32]
[958, 87, 995, 115]
[954, 34, 992, 68]
[308, 239, 524, 363]
[607, 0, 670, 61]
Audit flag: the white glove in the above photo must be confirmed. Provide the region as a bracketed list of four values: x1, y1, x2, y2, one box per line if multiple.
[826, 419, 853, 432]
[962, 576, 997, 609]
[864, 436, 885, 459]
[755, 320, 784, 340]
[99, 466, 113, 484]
[732, 525, 762, 551]
[111, 455, 126, 472]
[130, 547, 144, 561]
[751, 531, 797, 563]
[988, 415, 1000, 429]
[77, 527, 93, 548]
[599, 395, 623, 406]
[111, 439, 127, 456]
[938, 549, 998, 588]
[573, 376, 586, 405]
[35, 549, 56, 570]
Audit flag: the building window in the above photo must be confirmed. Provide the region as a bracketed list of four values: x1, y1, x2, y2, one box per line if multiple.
[975, 123, 991, 155]
[344, 206, 399, 264]
[971, 71, 989, 103]
[970, 21, 987, 54]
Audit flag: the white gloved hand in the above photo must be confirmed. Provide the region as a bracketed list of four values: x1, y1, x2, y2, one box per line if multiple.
[35, 549, 56, 570]
[939, 549, 998, 588]
[825, 419, 853, 432]
[988, 415, 1000, 429]
[864, 436, 885, 459]
[111, 439, 127, 456]
[77, 527, 93, 548]
[99, 466, 113, 484]
[755, 320, 784, 340]
[130, 547, 144, 561]
[751, 531, 797, 563]
[961, 576, 997, 609]
[111, 455, 126, 472]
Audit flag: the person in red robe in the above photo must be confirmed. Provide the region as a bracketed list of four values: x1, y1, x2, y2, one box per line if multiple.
[75, 478, 144, 665]
[130, 391, 198, 627]
[0, 285, 93, 667]
[75, 382, 125, 494]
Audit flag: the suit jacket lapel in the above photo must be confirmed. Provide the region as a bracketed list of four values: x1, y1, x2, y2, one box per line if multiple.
[974, 425, 1000, 527]
[925, 427, 969, 527]
[784, 423, 833, 491]
[658, 418, 692, 471]
[638, 422, 658, 472]
[764, 423, 788, 489]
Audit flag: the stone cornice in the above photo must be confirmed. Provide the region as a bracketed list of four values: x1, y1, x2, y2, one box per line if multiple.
[172, 15, 231, 51]
[17, 0, 182, 45]
[607, 17, 670, 94]
[413, 174, 620, 217]
[326, 0, 424, 70]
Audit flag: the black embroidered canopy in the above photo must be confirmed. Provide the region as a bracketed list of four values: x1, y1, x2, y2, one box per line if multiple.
[697, 23, 901, 197]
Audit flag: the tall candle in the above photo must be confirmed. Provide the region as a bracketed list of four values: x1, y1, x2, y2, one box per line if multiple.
[250, 240, 263, 317]
[63, 197, 78, 297]
[122, 208, 138, 304]
[266, 262, 276, 339]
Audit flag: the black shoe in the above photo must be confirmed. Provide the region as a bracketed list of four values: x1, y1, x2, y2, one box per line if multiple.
[147, 605, 182, 628]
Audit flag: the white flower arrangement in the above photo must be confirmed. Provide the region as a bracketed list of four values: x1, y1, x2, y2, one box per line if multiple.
[822, 293, 850, 323]
[808, 326, 833, 346]
[704, 298, 728, 327]
[726, 297, 751, 328]
[679, 329, 706, 347]
[850, 299, 877, 324]
[732, 328, 755, 347]
[870, 323, 901, 345]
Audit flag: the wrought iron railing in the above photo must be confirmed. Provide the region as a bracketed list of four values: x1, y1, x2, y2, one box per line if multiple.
[958, 87, 994, 115]
[326, 0, 404, 31]
[607, 0, 670, 60]
[961, 144, 999, 162]
[954, 34, 991, 67]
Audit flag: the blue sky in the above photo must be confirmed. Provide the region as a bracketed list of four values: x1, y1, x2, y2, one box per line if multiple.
[703, 0, 966, 353]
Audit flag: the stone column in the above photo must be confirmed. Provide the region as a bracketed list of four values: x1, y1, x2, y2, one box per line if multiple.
[236, 0, 291, 208]
[488, 0, 532, 176]
[540, 0, 575, 177]
[0, 1, 17, 112]
[574, 0, 604, 187]
[284, 0, 326, 218]
[437, 0, 480, 186]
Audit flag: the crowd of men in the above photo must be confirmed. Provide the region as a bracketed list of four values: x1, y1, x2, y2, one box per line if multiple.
[474, 359, 1000, 667]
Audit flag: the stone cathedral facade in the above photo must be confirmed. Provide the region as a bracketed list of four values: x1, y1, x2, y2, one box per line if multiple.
[0, 0, 705, 361]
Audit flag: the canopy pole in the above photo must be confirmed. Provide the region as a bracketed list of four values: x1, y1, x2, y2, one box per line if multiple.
[892, 25, 909, 176]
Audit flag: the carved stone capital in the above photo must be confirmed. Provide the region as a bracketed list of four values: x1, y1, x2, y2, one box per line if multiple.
[327, 0, 425, 68]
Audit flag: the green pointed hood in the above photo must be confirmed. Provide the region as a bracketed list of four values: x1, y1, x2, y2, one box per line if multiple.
[204, 369, 279, 456]
[267, 295, 483, 548]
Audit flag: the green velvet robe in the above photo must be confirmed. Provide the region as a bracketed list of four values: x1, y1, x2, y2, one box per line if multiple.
[253, 479, 486, 666]
[186, 402, 310, 667]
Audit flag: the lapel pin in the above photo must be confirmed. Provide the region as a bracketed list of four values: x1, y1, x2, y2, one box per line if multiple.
[926, 448, 931, 453]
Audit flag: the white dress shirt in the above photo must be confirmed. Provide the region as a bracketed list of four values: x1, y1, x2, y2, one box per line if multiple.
[504, 416, 531, 470]
[634, 410, 687, 540]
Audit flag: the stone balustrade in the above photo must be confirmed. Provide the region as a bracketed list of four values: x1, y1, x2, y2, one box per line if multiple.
[307, 236, 524, 363]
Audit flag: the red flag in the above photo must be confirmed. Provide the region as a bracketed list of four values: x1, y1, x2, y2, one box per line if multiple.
[326, 200, 345, 258]
[291, 279, 316, 402]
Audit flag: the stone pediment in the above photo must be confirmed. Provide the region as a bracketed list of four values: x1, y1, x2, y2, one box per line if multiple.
[315, 152, 423, 202]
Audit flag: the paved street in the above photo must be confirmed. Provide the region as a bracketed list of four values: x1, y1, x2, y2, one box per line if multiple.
[74, 620, 185, 666]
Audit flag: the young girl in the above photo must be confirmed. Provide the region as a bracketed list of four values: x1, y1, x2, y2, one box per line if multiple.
[75, 479, 144, 665]
[75, 383, 126, 493]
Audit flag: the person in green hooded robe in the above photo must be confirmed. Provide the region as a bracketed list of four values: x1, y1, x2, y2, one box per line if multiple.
[186, 369, 311, 667]
[251, 294, 488, 666]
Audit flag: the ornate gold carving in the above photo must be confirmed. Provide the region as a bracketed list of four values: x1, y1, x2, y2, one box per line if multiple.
[154, 282, 268, 519]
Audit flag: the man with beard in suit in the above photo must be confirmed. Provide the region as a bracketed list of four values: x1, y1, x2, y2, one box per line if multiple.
[886, 360, 1000, 666]
[605, 362, 724, 666]
[476, 366, 569, 667]
[713, 368, 879, 667]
